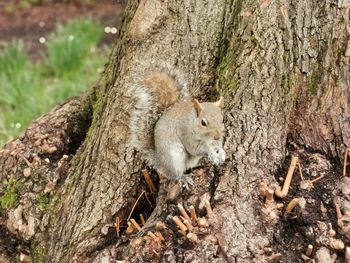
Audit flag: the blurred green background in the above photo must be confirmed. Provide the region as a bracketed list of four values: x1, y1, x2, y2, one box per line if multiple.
[0, 0, 125, 146]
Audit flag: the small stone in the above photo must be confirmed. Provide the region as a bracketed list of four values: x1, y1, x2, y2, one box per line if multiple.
[166, 182, 181, 200]
[101, 225, 110, 235]
[330, 238, 345, 250]
[41, 144, 57, 154]
[197, 217, 209, 227]
[44, 181, 56, 194]
[23, 167, 31, 177]
[0, 149, 10, 157]
[131, 237, 143, 247]
[193, 168, 205, 177]
[298, 197, 307, 209]
[340, 177, 350, 195]
[101, 256, 110, 263]
[329, 229, 336, 237]
[186, 233, 198, 243]
[205, 234, 218, 244]
[156, 222, 166, 230]
[19, 253, 29, 262]
[315, 247, 332, 263]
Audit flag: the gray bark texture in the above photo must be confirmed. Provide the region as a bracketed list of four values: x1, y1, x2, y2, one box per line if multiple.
[1, 0, 350, 262]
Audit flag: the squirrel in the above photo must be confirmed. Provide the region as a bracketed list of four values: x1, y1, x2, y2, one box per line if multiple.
[129, 65, 225, 188]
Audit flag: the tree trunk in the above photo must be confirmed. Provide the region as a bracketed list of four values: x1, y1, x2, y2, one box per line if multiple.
[1, 0, 350, 262]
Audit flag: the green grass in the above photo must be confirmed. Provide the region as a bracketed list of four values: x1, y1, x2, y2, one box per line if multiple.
[46, 19, 103, 76]
[0, 18, 109, 146]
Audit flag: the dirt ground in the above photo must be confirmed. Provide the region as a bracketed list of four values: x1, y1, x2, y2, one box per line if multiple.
[268, 141, 350, 262]
[0, 0, 126, 60]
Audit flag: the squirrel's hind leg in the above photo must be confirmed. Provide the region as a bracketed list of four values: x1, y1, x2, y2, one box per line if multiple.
[186, 155, 202, 170]
[155, 145, 194, 188]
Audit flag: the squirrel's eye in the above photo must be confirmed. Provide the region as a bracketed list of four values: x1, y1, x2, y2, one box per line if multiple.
[201, 119, 207, 127]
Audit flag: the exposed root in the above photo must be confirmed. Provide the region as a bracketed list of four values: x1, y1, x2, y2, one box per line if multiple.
[130, 219, 142, 231]
[189, 205, 198, 221]
[305, 244, 313, 257]
[142, 169, 156, 193]
[177, 204, 191, 223]
[285, 197, 306, 214]
[172, 216, 188, 234]
[275, 156, 299, 198]
[114, 217, 120, 237]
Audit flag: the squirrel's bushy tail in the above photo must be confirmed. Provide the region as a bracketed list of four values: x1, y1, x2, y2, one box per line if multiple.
[127, 64, 189, 164]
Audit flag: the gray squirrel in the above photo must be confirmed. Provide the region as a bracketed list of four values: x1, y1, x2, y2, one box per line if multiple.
[129, 67, 225, 188]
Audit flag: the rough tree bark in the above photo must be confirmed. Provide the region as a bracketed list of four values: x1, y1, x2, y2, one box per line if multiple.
[1, 0, 350, 262]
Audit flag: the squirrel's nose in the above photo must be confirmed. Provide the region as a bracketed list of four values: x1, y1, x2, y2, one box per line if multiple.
[213, 131, 221, 140]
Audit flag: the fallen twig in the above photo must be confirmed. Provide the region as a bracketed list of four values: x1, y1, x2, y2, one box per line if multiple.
[297, 161, 304, 181]
[127, 190, 146, 222]
[268, 253, 281, 261]
[301, 254, 313, 262]
[144, 192, 153, 207]
[310, 175, 324, 184]
[344, 148, 349, 177]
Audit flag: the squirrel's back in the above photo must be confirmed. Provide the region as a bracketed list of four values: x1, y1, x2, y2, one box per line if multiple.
[128, 66, 189, 162]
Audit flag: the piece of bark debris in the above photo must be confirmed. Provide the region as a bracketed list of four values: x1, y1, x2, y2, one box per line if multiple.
[23, 167, 31, 177]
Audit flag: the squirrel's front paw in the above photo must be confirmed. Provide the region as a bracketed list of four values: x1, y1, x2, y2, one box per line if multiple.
[208, 147, 226, 165]
[216, 147, 226, 164]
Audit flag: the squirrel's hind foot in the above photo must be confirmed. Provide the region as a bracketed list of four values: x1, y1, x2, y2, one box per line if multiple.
[177, 174, 194, 190]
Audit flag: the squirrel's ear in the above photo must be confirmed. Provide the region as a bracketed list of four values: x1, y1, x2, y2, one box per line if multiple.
[193, 99, 202, 116]
[215, 96, 224, 108]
